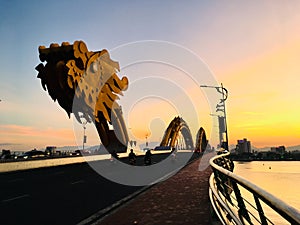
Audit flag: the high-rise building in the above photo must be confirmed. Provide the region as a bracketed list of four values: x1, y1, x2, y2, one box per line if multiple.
[236, 138, 251, 154]
[271, 146, 286, 154]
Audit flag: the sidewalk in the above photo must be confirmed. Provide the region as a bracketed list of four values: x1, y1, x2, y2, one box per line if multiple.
[97, 157, 212, 225]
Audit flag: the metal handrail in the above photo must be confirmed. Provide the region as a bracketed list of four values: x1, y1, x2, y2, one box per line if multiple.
[209, 174, 243, 225]
[209, 152, 300, 225]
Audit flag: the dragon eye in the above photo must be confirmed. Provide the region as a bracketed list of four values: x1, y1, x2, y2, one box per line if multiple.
[90, 62, 98, 73]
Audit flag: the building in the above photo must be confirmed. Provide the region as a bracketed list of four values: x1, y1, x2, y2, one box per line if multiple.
[271, 146, 286, 154]
[236, 138, 251, 154]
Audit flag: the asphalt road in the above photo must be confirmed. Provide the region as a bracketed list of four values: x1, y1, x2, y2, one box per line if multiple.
[0, 153, 198, 225]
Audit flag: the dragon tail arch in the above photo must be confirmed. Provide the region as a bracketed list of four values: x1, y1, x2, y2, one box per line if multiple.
[195, 127, 208, 153]
[159, 116, 194, 150]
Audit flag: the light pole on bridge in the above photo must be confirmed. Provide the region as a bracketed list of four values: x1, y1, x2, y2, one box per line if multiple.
[145, 133, 149, 147]
[200, 83, 229, 151]
[79, 115, 88, 151]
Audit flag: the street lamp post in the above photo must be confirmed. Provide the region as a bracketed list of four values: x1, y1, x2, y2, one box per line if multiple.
[80, 116, 87, 151]
[200, 83, 229, 150]
[145, 134, 148, 147]
[210, 114, 223, 147]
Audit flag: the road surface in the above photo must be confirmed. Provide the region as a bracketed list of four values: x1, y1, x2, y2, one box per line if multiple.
[0, 152, 197, 225]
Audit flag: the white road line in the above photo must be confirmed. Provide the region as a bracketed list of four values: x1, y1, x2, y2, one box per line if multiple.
[70, 180, 85, 185]
[2, 194, 30, 203]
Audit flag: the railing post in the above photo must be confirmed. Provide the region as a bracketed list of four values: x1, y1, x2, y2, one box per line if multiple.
[213, 168, 233, 205]
[231, 181, 253, 225]
[253, 194, 268, 225]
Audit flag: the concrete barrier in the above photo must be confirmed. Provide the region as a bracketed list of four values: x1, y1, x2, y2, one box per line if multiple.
[0, 155, 111, 173]
[0, 150, 188, 173]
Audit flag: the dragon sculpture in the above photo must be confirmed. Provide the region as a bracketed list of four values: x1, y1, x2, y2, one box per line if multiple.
[158, 116, 194, 150]
[36, 41, 129, 153]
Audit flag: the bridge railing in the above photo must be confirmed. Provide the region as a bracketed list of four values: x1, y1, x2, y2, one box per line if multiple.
[209, 152, 300, 225]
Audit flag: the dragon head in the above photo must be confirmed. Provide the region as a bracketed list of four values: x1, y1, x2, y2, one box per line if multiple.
[36, 41, 129, 152]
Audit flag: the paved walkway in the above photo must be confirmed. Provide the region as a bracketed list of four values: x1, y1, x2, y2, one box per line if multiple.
[97, 157, 212, 225]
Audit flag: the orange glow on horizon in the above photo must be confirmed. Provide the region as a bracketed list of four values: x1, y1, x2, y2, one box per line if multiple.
[0, 124, 76, 150]
[222, 39, 300, 148]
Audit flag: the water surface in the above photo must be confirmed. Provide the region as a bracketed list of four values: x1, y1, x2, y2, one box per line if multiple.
[234, 161, 300, 224]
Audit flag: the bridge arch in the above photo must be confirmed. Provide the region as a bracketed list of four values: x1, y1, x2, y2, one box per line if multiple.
[195, 127, 208, 153]
[159, 116, 194, 150]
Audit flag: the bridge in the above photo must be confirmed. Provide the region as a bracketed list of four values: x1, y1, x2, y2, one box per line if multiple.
[2, 40, 299, 224]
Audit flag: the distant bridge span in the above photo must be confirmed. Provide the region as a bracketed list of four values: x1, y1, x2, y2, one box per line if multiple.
[195, 127, 208, 153]
[158, 117, 208, 152]
[158, 116, 194, 150]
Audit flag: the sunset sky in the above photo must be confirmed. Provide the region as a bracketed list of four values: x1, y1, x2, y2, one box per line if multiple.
[1, 1, 300, 151]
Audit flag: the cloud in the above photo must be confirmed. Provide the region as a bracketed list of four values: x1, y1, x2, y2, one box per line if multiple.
[0, 124, 76, 150]
[0, 143, 21, 146]
[0, 124, 73, 137]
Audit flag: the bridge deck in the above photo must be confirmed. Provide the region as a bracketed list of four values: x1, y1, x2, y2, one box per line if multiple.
[97, 157, 212, 225]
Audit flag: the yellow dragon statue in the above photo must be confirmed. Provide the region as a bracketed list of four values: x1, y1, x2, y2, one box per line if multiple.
[36, 41, 129, 153]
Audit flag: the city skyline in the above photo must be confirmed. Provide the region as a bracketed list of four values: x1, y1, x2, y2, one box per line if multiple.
[1, 1, 300, 151]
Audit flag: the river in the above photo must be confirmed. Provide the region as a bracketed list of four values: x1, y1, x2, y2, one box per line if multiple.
[234, 161, 300, 224]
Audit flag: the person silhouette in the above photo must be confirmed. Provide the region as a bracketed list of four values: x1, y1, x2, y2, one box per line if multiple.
[144, 150, 152, 165]
[128, 149, 136, 165]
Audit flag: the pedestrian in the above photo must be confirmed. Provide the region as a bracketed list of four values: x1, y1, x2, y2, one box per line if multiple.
[171, 149, 177, 162]
[129, 149, 136, 165]
[144, 149, 152, 165]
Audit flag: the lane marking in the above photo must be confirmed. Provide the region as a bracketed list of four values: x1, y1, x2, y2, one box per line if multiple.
[71, 180, 85, 185]
[2, 194, 30, 203]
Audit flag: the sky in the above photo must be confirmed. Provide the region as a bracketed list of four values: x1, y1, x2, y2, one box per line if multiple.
[1, 0, 300, 151]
